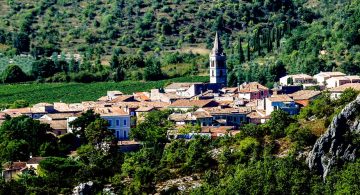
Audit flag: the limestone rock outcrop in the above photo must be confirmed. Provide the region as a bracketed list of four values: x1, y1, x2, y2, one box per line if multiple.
[307, 96, 360, 179]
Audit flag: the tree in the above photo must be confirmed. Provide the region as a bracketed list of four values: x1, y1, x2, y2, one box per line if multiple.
[110, 54, 119, 69]
[239, 37, 245, 64]
[31, 59, 59, 79]
[69, 109, 100, 144]
[266, 110, 295, 138]
[144, 59, 163, 81]
[12, 32, 30, 53]
[0, 116, 57, 162]
[2, 65, 28, 83]
[131, 110, 172, 146]
[85, 119, 115, 145]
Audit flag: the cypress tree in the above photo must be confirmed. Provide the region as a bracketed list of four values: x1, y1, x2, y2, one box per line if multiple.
[239, 37, 245, 64]
[247, 38, 251, 61]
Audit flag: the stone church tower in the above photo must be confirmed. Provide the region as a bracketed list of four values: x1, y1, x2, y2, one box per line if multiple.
[209, 32, 227, 85]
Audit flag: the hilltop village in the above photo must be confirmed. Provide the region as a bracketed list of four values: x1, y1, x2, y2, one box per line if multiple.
[1, 33, 359, 143]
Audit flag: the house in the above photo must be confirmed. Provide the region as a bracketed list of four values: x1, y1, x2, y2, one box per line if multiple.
[150, 89, 187, 103]
[265, 95, 299, 115]
[247, 110, 269, 124]
[325, 76, 351, 88]
[2, 107, 47, 119]
[328, 83, 360, 99]
[164, 82, 204, 97]
[203, 106, 251, 127]
[106, 91, 124, 100]
[168, 109, 213, 127]
[2, 162, 27, 182]
[313, 71, 346, 85]
[26, 157, 46, 174]
[68, 107, 131, 140]
[289, 90, 321, 107]
[39, 113, 79, 135]
[200, 126, 237, 139]
[94, 107, 131, 140]
[279, 74, 314, 86]
[168, 99, 219, 111]
[273, 85, 303, 95]
[135, 106, 156, 123]
[238, 82, 270, 101]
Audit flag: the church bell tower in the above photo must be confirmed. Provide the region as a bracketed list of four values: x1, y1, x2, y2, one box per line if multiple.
[209, 32, 227, 85]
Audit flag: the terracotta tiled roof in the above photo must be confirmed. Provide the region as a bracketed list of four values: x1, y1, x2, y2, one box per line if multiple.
[116, 101, 170, 109]
[170, 100, 218, 108]
[165, 82, 203, 90]
[201, 126, 234, 133]
[109, 95, 135, 103]
[41, 113, 78, 120]
[290, 74, 313, 79]
[94, 107, 128, 116]
[289, 90, 321, 100]
[328, 83, 360, 92]
[239, 82, 268, 93]
[203, 107, 251, 115]
[97, 96, 108, 101]
[247, 110, 270, 119]
[133, 92, 150, 101]
[135, 106, 155, 112]
[326, 76, 350, 81]
[39, 119, 67, 130]
[193, 110, 212, 118]
[315, 71, 346, 77]
[3, 162, 27, 170]
[169, 113, 196, 121]
[267, 95, 294, 102]
[33, 103, 53, 107]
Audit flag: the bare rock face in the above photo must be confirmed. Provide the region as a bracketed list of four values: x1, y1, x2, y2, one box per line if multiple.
[307, 96, 360, 179]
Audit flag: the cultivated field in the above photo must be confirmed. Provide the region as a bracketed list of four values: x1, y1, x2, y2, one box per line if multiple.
[0, 76, 208, 104]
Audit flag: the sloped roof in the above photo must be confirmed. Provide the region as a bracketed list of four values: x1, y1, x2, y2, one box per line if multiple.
[267, 95, 294, 102]
[165, 82, 203, 90]
[289, 90, 321, 100]
[239, 82, 268, 93]
[94, 107, 128, 116]
[3, 162, 27, 171]
[328, 83, 360, 92]
[169, 100, 218, 108]
[109, 95, 135, 103]
[39, 119, 67, 130]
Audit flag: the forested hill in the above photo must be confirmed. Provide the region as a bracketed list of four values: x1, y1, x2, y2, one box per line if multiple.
[0, 0, 310, 58]
[0, 0, 359, 87]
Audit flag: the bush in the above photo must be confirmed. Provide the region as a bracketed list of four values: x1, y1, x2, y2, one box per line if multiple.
[1, 64, 28, 83]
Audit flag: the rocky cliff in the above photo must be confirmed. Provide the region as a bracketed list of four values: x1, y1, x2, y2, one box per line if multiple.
[307, 96, 360, 179]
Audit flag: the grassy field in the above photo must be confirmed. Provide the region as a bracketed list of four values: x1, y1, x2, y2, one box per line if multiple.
[0, 76, 208, 104]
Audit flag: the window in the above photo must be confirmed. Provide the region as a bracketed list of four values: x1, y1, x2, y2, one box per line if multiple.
[211, 61, 214, 67]
[220, 70, 223, 76]
[124, 131, 127, 138]
[123, 119, 127, 126]
[108, 120, 112, 126]
[212, 70, 214, 76]
[116, 120, 120, 126]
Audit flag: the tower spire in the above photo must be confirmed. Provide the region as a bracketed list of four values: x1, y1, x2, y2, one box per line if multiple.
[212, 31, 223, 55]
